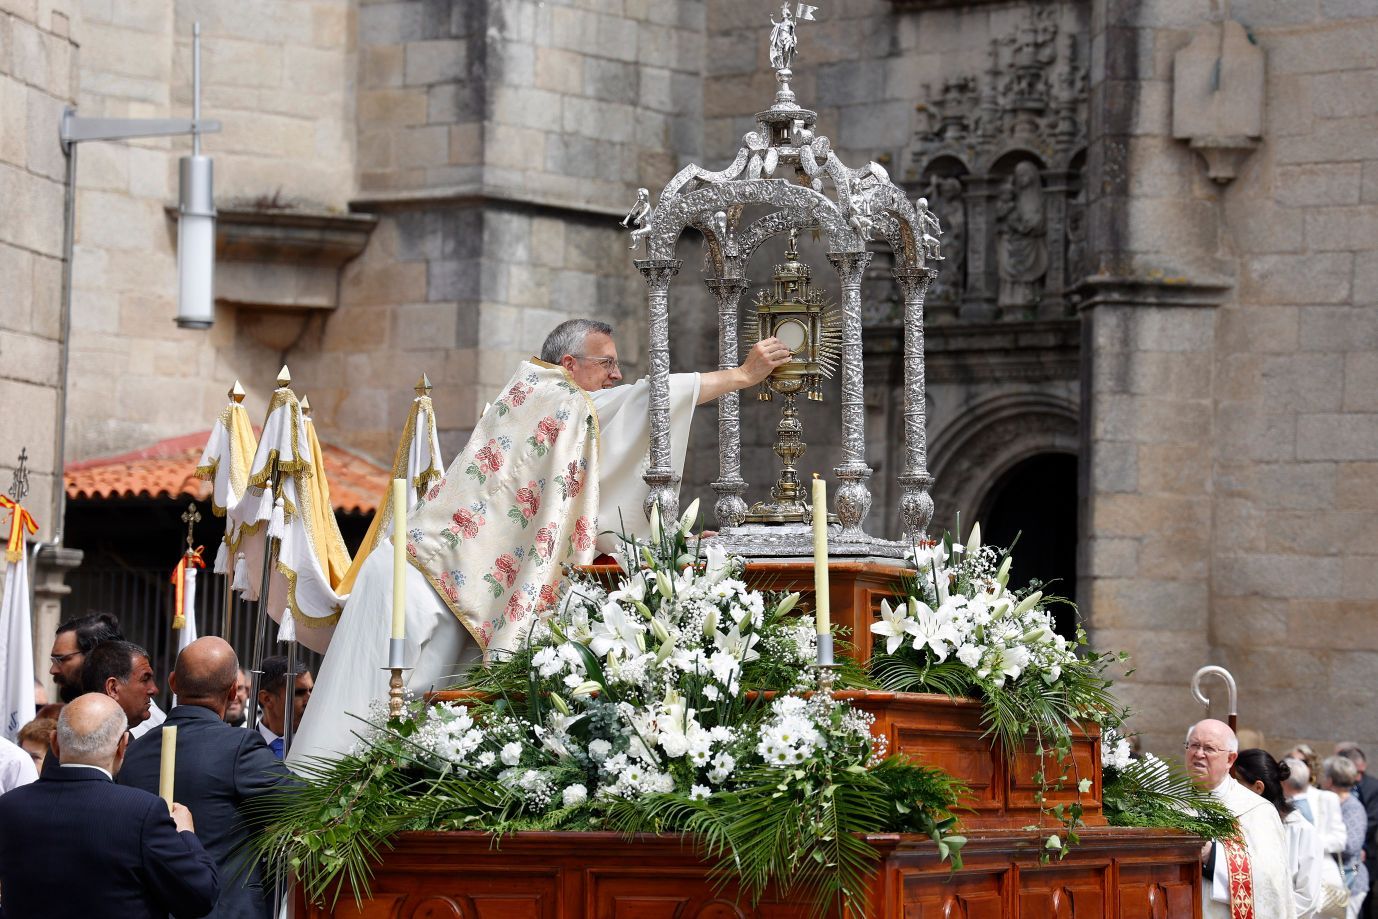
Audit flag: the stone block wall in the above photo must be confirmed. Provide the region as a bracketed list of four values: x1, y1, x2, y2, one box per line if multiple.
[0, 0, 78, 542]
[299, 0, 706, 462]
[1082, 0, 1378, 754]
[65, 0, 356, 461]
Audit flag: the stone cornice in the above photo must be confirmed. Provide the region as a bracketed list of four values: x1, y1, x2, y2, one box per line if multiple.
[1073, 275, 1234, 310]
[865, 318, 1080, 385]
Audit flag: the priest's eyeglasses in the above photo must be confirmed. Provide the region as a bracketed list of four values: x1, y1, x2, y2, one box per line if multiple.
[577, 355, 619, 371]
[1183, 742, 1227, 757]
[49, 650, 83, 665]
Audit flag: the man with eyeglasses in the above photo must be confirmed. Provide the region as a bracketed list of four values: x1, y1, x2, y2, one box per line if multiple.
[540, 318, 790, 555]
[46, 613, 166, 740]
[291, 317, 791, 765]
[1187, 718, 1296, 919]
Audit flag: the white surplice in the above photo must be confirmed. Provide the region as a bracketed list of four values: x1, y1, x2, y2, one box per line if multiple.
[287, 371, 700, 767]
[1204, 777, 1298, 919]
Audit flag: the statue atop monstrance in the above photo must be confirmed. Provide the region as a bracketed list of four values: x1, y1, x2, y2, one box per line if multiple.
[625, 1, 942, 560]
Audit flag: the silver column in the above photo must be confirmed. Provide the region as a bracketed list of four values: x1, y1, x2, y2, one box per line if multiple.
[826, 250, 873, 538]
[893, 267, 937, 543]
[706, 277, 749, 528]
[635, 258, 683, 522]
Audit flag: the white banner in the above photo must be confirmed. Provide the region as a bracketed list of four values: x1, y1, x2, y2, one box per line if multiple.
[0, 539, 35, 741]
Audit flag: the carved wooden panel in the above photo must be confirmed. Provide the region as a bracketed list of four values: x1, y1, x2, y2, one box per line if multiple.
[1017, 865, 1108, 918]
[1115, 863, 1199, 919]
[901, 869, 1006, 918]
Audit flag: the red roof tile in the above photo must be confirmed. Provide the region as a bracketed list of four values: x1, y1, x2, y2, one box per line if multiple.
[66, 431, 387, 515]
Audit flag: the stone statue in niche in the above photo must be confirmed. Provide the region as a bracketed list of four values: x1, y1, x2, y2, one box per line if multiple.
[924, 175, 966, 307]
[995, 161, 1048, 313]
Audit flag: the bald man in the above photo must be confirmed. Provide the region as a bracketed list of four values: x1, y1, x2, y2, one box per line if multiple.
[1187, 718, 1296, 919]
[0, 694, 219, 919]
[120, 638, 291, 919]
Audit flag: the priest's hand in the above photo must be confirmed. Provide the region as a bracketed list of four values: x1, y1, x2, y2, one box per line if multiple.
[697, 337, 792, 404]
[741, 337, 792, 385]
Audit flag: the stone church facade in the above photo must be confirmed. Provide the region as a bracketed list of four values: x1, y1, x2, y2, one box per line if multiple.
[2, 0, 1376, 754]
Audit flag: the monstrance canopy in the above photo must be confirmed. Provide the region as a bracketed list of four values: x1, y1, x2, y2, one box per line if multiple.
[626, 2, 943, 559]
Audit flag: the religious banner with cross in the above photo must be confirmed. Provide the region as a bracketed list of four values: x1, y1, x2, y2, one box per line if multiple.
[0, 448, 36, 740]
[171, 502, 205, 657]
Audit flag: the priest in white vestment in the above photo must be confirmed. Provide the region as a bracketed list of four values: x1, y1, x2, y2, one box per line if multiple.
[289, 320, 789, 765]
[1189, 718, 1298, 919]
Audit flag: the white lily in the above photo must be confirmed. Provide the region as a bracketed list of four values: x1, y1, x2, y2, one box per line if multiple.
[678, 498, 700, 536]
[995, 555, 1012, 588]
[588, 602, 645, 658]
[1014, 590, 1043, 615]
[909, 597, 961, 662]
[871, 598, 918, 655]
[966, 521, 981, 556]
[703, 542, 731, 584]
[648, 502, 662, 542]
[714, 620, 761, 662]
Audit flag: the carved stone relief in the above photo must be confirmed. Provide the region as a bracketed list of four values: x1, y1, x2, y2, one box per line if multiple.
[897, 2, 1090, 322]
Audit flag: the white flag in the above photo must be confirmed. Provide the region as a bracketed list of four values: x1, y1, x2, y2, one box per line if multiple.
[0, 539, 35, 741]
[795, 3, 819, 21]
[171, 567, 200, 707]
[179, 567, 200, 653]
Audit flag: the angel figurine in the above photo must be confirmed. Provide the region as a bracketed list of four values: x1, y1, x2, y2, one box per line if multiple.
[621, 187, 652, 251]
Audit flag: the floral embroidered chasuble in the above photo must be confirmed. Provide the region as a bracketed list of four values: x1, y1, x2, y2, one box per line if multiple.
[406, 360, 601, 655]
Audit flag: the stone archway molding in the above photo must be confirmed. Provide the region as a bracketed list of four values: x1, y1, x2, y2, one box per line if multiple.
[928, 391, 1079, 537]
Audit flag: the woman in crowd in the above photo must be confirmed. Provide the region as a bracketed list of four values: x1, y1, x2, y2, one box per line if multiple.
[1321, 755, 1370, 919]
[1237, 749, 1322, 919]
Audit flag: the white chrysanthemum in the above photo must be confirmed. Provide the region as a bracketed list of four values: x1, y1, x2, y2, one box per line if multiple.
[588, 738, 612, 762]
[690, 784, 712, 800]
[500, 741, 523, 766]
[562, 784, 588, 808]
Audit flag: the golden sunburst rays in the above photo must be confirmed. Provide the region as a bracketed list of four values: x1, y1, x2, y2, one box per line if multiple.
[742, 292, 841, 378]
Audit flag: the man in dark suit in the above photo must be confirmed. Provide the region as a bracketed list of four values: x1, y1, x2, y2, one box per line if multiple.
[120, 637, 292, 919]
[0, 693, 219, 919]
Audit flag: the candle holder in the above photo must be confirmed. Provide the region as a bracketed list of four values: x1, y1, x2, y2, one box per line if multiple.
[385, 637, 410, 718]
[382, 666, 412, 719]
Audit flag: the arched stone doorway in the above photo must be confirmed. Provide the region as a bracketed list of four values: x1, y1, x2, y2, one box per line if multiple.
[977, 452, 1079, 639]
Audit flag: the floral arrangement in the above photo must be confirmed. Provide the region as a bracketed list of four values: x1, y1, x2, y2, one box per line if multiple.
[257, 502, 964, 917]
[868, 521, 1235, 848]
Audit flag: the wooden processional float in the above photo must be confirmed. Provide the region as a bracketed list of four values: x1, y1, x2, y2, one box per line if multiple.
[301, 7, 1206, 917]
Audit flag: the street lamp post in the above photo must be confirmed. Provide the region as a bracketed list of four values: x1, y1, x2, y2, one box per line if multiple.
[47, 23, 221, 550]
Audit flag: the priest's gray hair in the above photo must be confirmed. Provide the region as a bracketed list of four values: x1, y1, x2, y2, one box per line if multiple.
[541, 319, 613, 363]
[1282, 757, 1310, 791]
[56, 700, 127, 762]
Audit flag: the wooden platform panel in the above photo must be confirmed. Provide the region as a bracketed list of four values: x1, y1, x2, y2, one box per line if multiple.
[299, 828, 1201, 919]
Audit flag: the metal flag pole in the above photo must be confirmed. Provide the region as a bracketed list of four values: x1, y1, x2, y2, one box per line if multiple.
[244, 453, 279, 735]
[222, 381, 246, 640]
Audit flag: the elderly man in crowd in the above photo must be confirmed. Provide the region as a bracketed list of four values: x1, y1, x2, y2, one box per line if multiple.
[1187, 718, 1295, 918]
[120, 638, 291, 919]
[0, 694, 219, 919]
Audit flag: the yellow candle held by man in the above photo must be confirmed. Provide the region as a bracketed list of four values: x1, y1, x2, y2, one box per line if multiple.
[391, 478, 407, 641]
[158, 725, 177, 811]
[811, 474, 830, 636]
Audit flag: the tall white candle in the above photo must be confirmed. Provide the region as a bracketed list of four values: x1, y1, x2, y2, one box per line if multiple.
[159, 725, 177, 811]
[391, 479, 407, 642]
[812, 475, 830, 637]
